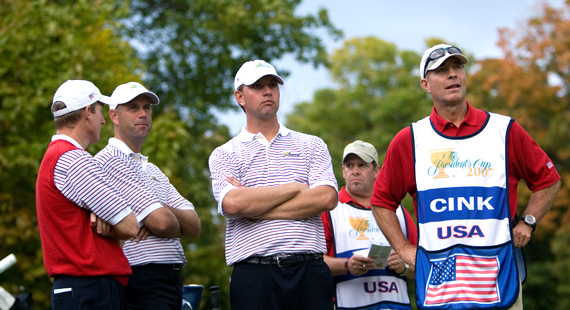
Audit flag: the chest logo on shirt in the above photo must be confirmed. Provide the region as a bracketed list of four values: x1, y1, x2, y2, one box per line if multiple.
[428, 148, 494, 179]
[282, 151, 301, 157]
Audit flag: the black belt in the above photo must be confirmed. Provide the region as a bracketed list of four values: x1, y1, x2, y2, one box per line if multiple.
[239, 253, 323, 267]
[132, 263, 183, 271]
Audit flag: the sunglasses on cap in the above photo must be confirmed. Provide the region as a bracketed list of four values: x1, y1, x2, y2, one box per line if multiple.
[423, 46, 463, 78]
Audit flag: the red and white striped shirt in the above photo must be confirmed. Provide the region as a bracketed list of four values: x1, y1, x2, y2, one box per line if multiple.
[96, 138, 194, 266]
[209, 124, 338, 265]
[52, 135, 133, 224]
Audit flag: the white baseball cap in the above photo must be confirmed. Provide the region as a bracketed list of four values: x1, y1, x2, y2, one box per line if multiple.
[52, 80, 113, 117]
[234, 60, 284, 91]
[110, 82, 159, 109]
[420, 44, 469, 79]
[342, 140, 379, 164]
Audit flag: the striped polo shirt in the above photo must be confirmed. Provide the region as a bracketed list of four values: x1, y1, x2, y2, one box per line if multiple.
[209, 124, 338, 266]
[95, 138, 194, 266]
[52, 135, 133, 225]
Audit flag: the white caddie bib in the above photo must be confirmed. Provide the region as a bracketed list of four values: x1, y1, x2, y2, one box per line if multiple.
[329, 201, 412, 310]
[412, 112, 520, 310]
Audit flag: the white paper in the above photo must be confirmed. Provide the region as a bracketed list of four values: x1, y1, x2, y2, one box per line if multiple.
[353, 241, 392, 269]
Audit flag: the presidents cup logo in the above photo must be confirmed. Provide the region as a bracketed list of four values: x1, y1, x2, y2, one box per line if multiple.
[429, 148, 455, 179]
[347, 217, 382, 240]
[348, 217, 370, 240]
[427, 148, 495, 179]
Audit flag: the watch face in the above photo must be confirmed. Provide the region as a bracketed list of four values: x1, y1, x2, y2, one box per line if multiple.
[524, 214, 536, 225]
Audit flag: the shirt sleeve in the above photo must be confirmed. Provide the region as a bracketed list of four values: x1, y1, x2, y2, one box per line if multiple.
[371, 127, 416, 213]
[208, 146, 238, 219]
[307, 137, 338, 191]
[508, 122, 561, 192]
[54, 150, 133, 226]
[96, 153, 162, 222]
[148, 164, 194, 211]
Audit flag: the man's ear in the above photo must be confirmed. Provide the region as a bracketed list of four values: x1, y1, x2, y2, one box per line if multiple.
[109, 108, 119, 125]
[420, 78, 431, 93]
[234, 90, 245, 109]
[83, 106, 92, 120]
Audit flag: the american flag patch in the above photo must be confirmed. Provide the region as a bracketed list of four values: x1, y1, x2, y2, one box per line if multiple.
[89, 93, 95, 100]
[547, 161, 553, 169]
[426, 255, 499, 305]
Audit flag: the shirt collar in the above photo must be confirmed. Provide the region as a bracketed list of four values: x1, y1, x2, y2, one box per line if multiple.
[52, 134, 83, 149]
[235, 123, 291, 142]
[108, 138, 148, 161]
[430, 101, 477, 132]
[338, 187, 369, 209]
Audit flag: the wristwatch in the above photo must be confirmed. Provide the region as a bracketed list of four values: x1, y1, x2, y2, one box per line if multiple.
[520, 214, 537, 232]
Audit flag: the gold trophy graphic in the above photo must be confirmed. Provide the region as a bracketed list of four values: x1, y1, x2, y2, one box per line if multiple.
[430, 148, 455, 179]
[348, 217, 370, 240]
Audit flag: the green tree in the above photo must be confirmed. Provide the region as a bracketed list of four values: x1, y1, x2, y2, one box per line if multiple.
[0, 0, 142, 307]
[287, 36, 432, 184]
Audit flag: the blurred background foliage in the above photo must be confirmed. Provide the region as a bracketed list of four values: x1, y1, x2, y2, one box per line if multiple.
[1, 0, 570, 309]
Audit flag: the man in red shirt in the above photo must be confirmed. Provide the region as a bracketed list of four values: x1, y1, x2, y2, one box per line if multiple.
[371, 44, 560, 310]
[321, 140, 417, 309]
[36, 80, 139, 310]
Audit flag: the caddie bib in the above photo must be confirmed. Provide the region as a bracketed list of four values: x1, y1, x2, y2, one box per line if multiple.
[411, 112, 519, 310]
[329, 202, 411, 310]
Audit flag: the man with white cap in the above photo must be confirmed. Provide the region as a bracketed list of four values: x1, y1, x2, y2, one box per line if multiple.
[209, 60, 338, 309]
[36, 80, 139, 310]
[321, 140, 417, 310]
[371, 44, 561, 310]
[95, 82, 201, 310]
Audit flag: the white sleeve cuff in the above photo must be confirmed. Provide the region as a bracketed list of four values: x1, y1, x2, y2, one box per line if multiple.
[310, 181, 338, 191]
[107, 207, 134, 226]
[176, 203, 195, 211]
[135, 202, 163, 222]
[218, 185, 238, 220]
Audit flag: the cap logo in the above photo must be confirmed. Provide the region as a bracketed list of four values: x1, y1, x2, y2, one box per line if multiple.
[89, 93, 94, 100]
[253, 62, 271, 69]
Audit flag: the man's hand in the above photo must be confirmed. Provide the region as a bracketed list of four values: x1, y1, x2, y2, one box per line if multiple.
[347, 254, 375, 276]
[386, 250, 406, 273]
[90, 212, 124, 245]
[226, 175, 242, 187]
[135, 226, 151, 242]
[90, 212, 111, 235]
[512, 221, 532, 248]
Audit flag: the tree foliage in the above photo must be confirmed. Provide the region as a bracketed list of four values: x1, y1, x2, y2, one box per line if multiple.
[0, 0, 142, 307]
[287, 36, 432, 184]
[122, 0, 341, 117]
[0, 0, 340, 309]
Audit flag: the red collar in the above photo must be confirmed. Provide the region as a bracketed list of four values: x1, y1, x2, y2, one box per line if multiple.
[339, 187, 370, 209]
[429, 102, 487, 136]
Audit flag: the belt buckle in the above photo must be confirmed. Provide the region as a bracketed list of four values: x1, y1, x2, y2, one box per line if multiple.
[173, 264, 181, 271]
[275, 254, 292, 267]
